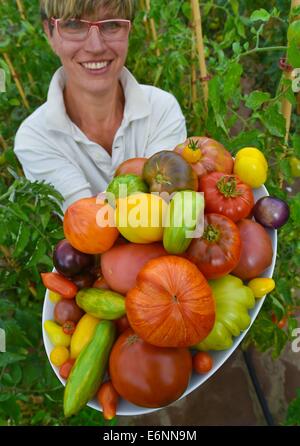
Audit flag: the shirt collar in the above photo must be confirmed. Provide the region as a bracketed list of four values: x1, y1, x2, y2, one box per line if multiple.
[45, 66, 151, 134]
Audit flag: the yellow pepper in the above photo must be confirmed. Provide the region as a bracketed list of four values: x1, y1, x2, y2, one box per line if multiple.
[247, 278, 275, 299]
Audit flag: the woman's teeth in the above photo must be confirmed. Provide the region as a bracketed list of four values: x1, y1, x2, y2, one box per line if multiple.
[82, 61, 110, 70]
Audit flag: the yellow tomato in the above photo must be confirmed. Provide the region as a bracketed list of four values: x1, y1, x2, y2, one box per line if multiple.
[70, 314, 100, 359]
[234, 156, 267, 188]
[50, 346, 70, 367]
[48, 290, 62, 304]
[235, 147, 268, 171]
[182, 139, 202, 164]
[115, 193, 168, 243]
[248, 278, 275, 299]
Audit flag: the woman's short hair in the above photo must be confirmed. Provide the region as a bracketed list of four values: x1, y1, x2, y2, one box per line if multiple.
[40, 0, 136, 22]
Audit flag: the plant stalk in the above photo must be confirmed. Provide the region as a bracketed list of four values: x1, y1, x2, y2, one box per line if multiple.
[3, 53, 30, 110]
[16, 0, 26, 20]
[190, 0, 208, 109]
[145, 0, 161, 57]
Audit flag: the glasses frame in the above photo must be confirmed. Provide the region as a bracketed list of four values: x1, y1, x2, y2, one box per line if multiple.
[50, 17, 132, 42]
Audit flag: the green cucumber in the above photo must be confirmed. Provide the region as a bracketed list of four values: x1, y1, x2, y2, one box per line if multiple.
[64, 320, 116, 417]
[76, 288, 126, 320]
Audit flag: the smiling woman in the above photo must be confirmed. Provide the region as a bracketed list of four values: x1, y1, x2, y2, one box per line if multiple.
[13, 0, 187, 213]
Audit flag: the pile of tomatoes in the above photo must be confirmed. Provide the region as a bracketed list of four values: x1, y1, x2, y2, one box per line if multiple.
[42, 136, 289, 418]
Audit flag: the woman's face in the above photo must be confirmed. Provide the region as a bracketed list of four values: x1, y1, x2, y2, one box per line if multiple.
[44, 8, 130, 96]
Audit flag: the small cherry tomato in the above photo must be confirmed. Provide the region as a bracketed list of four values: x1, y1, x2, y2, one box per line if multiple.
[193, 352, 213, 374]
[41, 272, 78, 299]
[50, 346, 70, 367]
[62, 320, 76, 335]
[248, 278, 275, 298]
[59, 358, 75, 380]
[97, 381, 119, 420]
[48, 290, 62, 304]
[289, 156, 300, 177]
[182, 138, 202, 164]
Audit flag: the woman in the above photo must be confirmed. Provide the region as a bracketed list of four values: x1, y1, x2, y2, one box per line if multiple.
[14, 0, 187, 212]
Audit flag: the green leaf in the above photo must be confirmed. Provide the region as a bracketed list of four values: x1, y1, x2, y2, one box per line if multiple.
[0, 352, 26, 368]
[13, 222, 30, 258]
[25, 238, 47, 268]
[250, 9, 271, 22]
[229, 130, 264, 152]
[287, 41, 300, 68]
[223, 62, 243, 101]
[230, 0, 239, 15]
[261, 104, 286, 137]
[181, 2, 192, 21]
[272, 326, 288, 359]
[245, 91, 271, 110]
[0, 396, 20, 423]
[291, 134, 300, 158]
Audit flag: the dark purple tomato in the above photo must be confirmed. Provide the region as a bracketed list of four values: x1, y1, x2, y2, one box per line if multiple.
[72, 271, 97, 289]
[53, 239, 94, 277]
[253, 196, 290, 229]
[54, 299, 84, 325]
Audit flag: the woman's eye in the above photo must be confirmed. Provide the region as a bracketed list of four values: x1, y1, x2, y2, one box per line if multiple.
[62, 20, 84, 30]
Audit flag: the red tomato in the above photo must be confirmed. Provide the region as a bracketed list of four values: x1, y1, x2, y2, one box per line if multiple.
[193, 352, 213, 374]
[62, 320, 76, 335]
[41, 272, 78, 299]
[186, 213, 241, 279]
[232, 219, 273, 280]
[101, 242, 167, 294]
[198, 172, 254, 222]
[59, 359, 75, 380]
[109, 329, 192, 408]
[114, 158, 147, 177]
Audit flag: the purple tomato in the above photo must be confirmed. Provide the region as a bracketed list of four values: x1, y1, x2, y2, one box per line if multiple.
[253, 196, 290, 229]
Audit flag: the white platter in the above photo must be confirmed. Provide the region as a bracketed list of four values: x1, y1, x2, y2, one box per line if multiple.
[42, 184, 277, 416]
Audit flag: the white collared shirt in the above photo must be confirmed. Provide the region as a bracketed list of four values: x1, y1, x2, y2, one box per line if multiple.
[14, 66, 187, 212]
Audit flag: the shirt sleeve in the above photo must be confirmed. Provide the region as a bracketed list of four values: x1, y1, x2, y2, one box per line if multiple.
[14, 137, 93, 214]
[145, 92, 187, 158]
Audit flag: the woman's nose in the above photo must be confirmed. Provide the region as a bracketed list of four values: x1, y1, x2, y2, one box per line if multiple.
[83, 25, 108, 51]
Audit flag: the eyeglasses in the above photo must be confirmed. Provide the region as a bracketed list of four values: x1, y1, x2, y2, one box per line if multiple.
[50, 17, 131, 42]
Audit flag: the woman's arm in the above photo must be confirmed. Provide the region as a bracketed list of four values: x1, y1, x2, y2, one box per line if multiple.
[145, 92, 187, 157]
[14, 144, 93, 213]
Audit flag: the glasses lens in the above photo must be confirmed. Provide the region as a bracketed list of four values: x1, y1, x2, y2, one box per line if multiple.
[58, 19, 89, 40]
[57, 19, 130, 41]
[100, 20, 130, 41]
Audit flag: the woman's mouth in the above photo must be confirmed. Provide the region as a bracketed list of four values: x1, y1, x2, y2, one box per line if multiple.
[80, 60, 112, 74]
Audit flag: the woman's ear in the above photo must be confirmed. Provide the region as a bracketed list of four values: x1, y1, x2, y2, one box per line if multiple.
[43, 19, 51, 39]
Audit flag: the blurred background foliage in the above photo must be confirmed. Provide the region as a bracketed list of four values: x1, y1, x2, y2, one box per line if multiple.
[0, 0, 299, 426]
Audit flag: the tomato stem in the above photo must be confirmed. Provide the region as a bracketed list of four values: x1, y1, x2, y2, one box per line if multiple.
[216, 176, 243, 198]
[203, 224, 220, 242]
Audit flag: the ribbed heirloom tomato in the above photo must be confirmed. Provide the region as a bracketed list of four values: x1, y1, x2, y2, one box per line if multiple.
[199, 172, 254, 222]
[186, 213, 241, 279]
[126, 256, 215, 348]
